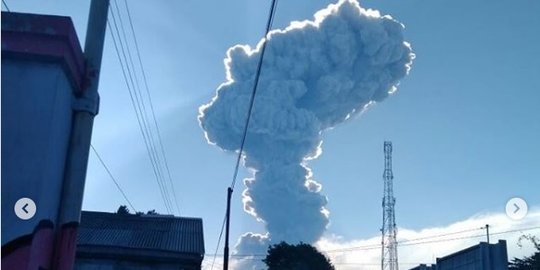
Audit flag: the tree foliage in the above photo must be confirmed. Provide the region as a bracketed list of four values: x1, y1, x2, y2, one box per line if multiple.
[263, 242, 335, 270]
[117, 205, 160, 216]
[509, 234, 540, 270]
[116, 205, 130, 215]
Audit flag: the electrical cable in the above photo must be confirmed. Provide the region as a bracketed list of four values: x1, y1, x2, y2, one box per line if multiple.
[107, 13, 173, 214]
[108, 14, 173, 214]
[1, 0, 10, 12]
[322, 227, 486, 254]
[398, 226, 484, 244]
[209, 213, 228, 269]
[327, 225, 540, 253]
[205, 225, 540, 257]
[229, 0, 278, 190]
[209, 1, 279, 269]
[121, 0, 181, 215]
[90, 144, 137, 213]
[109, 3, 174, 214]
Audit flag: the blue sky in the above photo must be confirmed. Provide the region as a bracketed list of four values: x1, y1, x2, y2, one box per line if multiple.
[5, 0, 540, 264]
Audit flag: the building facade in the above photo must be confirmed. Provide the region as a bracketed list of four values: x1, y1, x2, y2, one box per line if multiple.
[1, 11, 89, 270]
[410, 264, 436, 270]
[410, 240, 509, 270]
[75, 211, 205, 270]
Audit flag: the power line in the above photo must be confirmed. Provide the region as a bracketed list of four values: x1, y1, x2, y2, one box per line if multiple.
[107, 13, 172, 214]
[322, 227, 486, 254]
[106, 12, 173, 214]
[210, 1, 279, 269]
[209, 213, 228, 269]
[229, 0, 278, 190]
[205, 225, 540, 258]
[109, 2, 173, 214]
[90, 144, 136, 213]
[121, 0, 181, 215]
[108, 0, 180, 216]
[399, 226, 540, 248]
[399, 227, 484, 244]
[2, 0, 10, 12]
[326, 225, 540, 253]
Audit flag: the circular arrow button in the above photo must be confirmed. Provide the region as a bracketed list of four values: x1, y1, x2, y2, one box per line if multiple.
[14, 198, 36, 220]
[506, 197, 528, 220]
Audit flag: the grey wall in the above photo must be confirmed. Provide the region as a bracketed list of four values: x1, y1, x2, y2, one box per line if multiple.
[1, 59, 74, 244]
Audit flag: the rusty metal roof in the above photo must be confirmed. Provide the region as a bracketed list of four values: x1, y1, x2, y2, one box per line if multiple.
[77, 211, 204, 255]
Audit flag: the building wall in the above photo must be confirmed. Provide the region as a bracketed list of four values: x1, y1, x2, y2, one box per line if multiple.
[1, 59, 74, 245]
[409, 241, 509, 270]
[436, 241, 508, 270]
[2, 10, 95, 270]
[410, 264, 436, 270]
[75, 258, 201, 270]
[488, 240, 509, 270]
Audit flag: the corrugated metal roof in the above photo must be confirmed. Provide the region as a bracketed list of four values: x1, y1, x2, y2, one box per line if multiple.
[77, 211, 204, 255]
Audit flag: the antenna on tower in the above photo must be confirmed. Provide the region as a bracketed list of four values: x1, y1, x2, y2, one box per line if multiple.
[381, 141, 399, 270]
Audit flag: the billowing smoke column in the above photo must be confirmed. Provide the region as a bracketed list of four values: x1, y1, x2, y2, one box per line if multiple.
[199, 0, 414, 267]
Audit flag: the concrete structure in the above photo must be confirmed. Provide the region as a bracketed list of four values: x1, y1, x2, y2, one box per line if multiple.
[410, 264, 435, 270]
[436, 240, 508, 270]
[409, 240, 509, 270]
[2, 2, 108, 268]
[1, 11, 87, 270]
[75, 211, 205, 270]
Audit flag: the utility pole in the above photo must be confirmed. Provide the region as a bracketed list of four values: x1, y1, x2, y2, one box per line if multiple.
[55, 0, 109, 269]
[224, 187, 233, 270]
[381, 141, 399, 270]
[485, 224, 490, 244]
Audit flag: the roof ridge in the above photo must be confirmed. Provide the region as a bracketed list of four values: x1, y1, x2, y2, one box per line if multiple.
[81, 210, 202, 221]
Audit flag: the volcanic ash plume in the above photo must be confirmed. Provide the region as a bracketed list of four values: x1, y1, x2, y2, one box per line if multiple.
[199, 0, 414, 266]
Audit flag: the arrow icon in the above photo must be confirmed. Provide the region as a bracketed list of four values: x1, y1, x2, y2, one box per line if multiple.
[506, 197, 528, 220]
[513, 203, 520, 214]
[14, 198, 36, 220]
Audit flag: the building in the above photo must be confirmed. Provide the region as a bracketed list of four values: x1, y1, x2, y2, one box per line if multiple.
[410, 264, 436, 270]
[436, 240, 508, 270]
[1, 10, 94, 270]
[76, 211, 205, 270]
[410, 240, 509, 270]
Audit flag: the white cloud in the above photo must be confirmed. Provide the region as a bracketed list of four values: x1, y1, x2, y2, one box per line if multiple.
[202, 209, 540, 270]
[202, 208, 540, 270]
[198, 0, 414, 264]
[316, 209, 540, 270]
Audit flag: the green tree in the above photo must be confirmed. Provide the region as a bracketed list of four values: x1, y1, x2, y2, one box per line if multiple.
[263, 242, 335, 270]
[509, 234, 540, 270]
